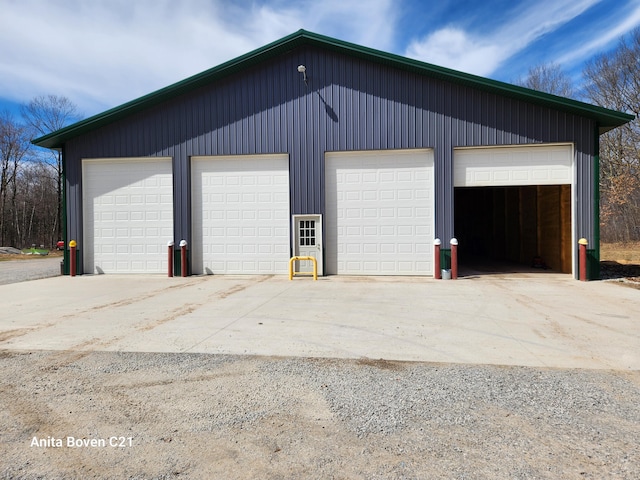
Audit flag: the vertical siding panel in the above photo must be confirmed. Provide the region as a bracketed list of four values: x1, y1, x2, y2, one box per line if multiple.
[395, 71, 402, 149]
[476, 90, 484, 144]
[379, 77, 387, 150]
[351, 61, 359, 151]
[281, 66, 288, 152]
[408, 73, 416, 147]
[242, 76, 250, 153]
[415, 78, 423, 147]
[350, 60, 357, 151]
[406, 73, 413, 148]
[399, 73, 407, 149]
[501, 97, 510, 145]
[491, 92, 499, 144]
[450, 84, 460, 146]
[360, 84, 367, 150]
[373, 71, 381, 150]
[245, 75, 253, 153]
[481, 91, 490, 144]
[260, 73, 268, 153]
[330, 59, 338, 151]
[194, 96, 202, 154]
[364, 63, 371, 149]
[444, 82, 452, 148]
[292, 80, 301, 214]
[469, 88, 478, 144]
[339, 58, 347, 151]
[305, 65, 314, 212]
[312, 63, 320, 213]
[204, 91, 212, 155]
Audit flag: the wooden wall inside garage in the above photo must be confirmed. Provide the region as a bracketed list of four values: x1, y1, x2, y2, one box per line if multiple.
[455, 185, 571, 273]
[537, 185, 572, 273]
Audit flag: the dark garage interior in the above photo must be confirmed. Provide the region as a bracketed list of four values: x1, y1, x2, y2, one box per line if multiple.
[454, 185, 572, 274]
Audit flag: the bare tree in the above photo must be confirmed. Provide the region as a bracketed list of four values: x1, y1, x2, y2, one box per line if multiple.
[21, 95, 81, 242]
[0, 112, 31, 246]
[584, 28, 640, 242]
[515, 63, 575, 98]
[14, 161, 57, 248]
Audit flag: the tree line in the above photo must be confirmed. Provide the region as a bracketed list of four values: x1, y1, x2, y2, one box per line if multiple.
[1, 30, 639, 249]
[517, 29, 640, 243]
[0, 96, 80, 249]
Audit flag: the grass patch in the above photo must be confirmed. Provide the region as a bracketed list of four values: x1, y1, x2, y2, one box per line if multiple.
[21, 247, 50, 256]
[600, 242, 640, 264]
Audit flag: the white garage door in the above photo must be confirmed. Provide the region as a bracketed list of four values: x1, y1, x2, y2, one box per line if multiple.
[82, 157, 174, 274]
[191, 154, 290, 274]
[325, 149, 434, 275]
[454, 144, 573, 187]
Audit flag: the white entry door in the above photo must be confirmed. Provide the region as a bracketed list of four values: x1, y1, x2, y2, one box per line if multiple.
[293, 215, 323, 276]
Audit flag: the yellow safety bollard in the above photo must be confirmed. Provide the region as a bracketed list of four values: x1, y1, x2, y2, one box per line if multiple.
[69, 240, 77, 277]
[289, 256, 317, 280]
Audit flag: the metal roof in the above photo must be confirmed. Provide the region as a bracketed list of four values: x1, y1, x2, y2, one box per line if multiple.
[33, 29, 634, 149]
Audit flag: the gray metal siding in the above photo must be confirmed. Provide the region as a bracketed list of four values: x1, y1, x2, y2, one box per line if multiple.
[64, 46, 596, 275]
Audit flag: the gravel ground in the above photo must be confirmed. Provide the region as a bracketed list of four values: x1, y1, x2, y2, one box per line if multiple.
[1, 351, 638, 479]
[0, 257, 61, 285]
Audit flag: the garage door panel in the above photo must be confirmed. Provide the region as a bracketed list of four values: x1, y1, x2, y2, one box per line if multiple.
[192, 154, 289, 275]
[455, 145, 573, 187]
[83, 157, 173, 274]
[326, 149, 434, 276]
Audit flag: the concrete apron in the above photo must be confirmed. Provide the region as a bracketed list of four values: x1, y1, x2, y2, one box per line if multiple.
[0, 273, 638, 370]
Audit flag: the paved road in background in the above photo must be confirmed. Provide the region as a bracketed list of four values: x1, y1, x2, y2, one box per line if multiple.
[0, 257, 61, 285]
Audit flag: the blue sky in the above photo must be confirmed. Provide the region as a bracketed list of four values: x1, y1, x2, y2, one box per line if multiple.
[1, 0, 640, 121]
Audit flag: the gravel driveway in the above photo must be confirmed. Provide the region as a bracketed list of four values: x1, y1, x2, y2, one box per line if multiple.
[1, 351, 639, 479]
[0, 257, 61, 285]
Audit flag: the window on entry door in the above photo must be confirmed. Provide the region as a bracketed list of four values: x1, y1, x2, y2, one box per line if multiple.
[299, 220, 316, 246]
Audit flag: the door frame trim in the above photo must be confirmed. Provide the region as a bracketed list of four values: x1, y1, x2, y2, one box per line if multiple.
[292, 214, 323, 276]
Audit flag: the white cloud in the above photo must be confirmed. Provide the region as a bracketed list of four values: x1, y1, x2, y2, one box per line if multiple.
[404, 0, 601, 76]
[1, 0, 257, 113]
[300, 0, 397, 50]
[556, 1, 640, 65]
[404, 27, 506, 76]
[0, 0, 397, 116]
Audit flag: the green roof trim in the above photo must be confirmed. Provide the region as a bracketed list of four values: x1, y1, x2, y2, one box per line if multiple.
[33, 29, 634, 149]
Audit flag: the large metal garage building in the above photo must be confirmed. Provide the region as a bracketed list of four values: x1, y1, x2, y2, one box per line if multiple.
[34, 30, 633, 279]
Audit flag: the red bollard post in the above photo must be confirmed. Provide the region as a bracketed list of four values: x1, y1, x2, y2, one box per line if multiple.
[167, 240, 174, 277]
[450, 238, 458, 280]
[180, 240, 188, 277]
[69, 240, 77, 277]
[578, 238, 588, 281]
[434, 238, 441, 279]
